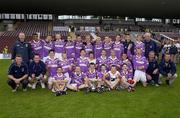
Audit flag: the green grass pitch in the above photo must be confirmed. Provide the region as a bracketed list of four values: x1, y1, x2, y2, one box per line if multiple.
[0, 60, 179, 118]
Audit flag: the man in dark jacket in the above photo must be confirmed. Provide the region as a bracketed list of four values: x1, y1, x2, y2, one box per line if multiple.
[11, 32, 33, 65]
[144, 33, 159, 58]
[7, 55, 29, 92]
[159, 53, 177, 85]
[29, 54, 47, 89]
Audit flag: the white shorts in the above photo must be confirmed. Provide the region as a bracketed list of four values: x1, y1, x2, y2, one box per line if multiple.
[48, 77, 55, 85]
[55, 53, 62, 60]
[134, 70, 147, 82]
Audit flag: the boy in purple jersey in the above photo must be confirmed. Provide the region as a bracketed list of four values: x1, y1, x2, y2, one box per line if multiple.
[67, 66, 88, 91]
[84, 35, 94, 55]
[54, 34, 66, 60]
[103, 65, 121, 90]
[65, 36, 75, 59]
[108, 49, 121, 69]
[134, 34, 145, 55]
[97, 49, 108, 70]
[45, 49, 60, 89]
[42, 35, 54, 62]
[132, 48, 149, 87]
[59, 53, 72, 80]
[120, 64, 135, 92]
[30, 34, 44, 58]
[52, 67, 68, 96]
[94, 37, 103, 58]
[76, 49, 89, 73]
[75, 35, 83, 58]
[86, 63, 103, 93]
[103, 36, 113, 57]
[113, 35, 124, 59]
[88, 51, 97, 65]
[121, 53, 133, 76]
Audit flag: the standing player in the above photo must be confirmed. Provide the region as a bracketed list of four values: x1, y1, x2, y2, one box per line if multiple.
[132, 48, 149, 87]
[54, 34, 66, 60]
[65, 36, 75, 59]
[84, 35, 94, 55]
[45, 49, 60, 90]
[134, 34, 145, 55]
[67, 66, 88, 91]
[103, 36, 113, 57]
[94, 37, 103, 58]
[88, 51, 96, 64]
[75, 35, 83, 58]
[159, 53, 177, 85]
[30, 33, 44, 58]
[113, 35, 124, 59]
[76, 49, 89, 73]
[42, 35, 54, 62]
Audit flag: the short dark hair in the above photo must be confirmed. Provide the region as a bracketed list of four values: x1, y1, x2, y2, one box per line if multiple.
[49, 49, 55, 53]
[33, 53, 40, 58]
[16, 54, 22, 58]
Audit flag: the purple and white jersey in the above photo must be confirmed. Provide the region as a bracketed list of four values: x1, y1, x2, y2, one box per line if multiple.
[54, 39, 66, 53]
[121, 59, 133, 71]
[45, 57, 59, 77]
[108, 56, 120, 67]
[134, 41, 145, 55]
[133, 55, 149, 72]
[120, 70, 133, 80]
[75, 42, 83, 58]
[113, 42, 124, 58]
[88, 58, 96, 65]
[31, 40, 43, 58]
[103, 43, 112, 57]
[98, 71, 107, 79]
[86, 70, 99, 80]
[65, 41, 75, 58]
[53, 73, 66, 80]
[59, 59, 72, 73]
[85, 43, 94, 55]
[42, 41, 54, 57]
[97, 56, 108, 68]
[76, 57, 89, 73]
[94, 42, 103, 58]
[71, 72, 86, 85]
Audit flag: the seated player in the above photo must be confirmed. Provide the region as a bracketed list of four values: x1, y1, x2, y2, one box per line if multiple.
[159, 53, 177, 85]
[86, 63, 103, 93]
[132, 48, 149, 87]
[76, 49, 89, 73]
[97, 49, 108, 70]
[7, 55, 29, 92]
[29, 54, 47, 89]
[103, 65, 121, 90]
[88, 51, 96, 64]
[45, 49, 60, 90]
[52, 67, 68, 96]
[67, 66, 88, 92]
[146, 51, 160, 86]
[120, 64, 135, 92]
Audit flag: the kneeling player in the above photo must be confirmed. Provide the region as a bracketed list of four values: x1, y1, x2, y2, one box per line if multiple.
[53, 67, 68, 96]
[67, 66, 88, 91]
[29, 54, 47, 89]
[86, 63, 103, 93]
[103, 65, 120, 90]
